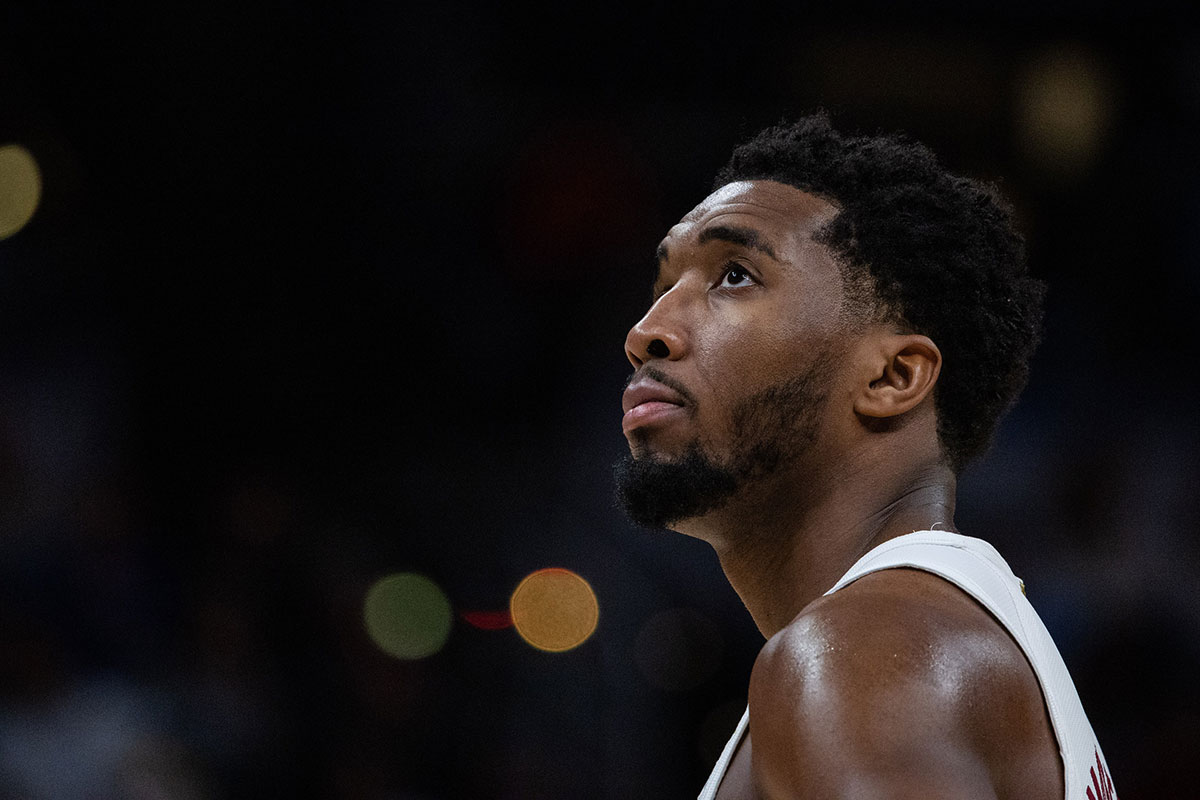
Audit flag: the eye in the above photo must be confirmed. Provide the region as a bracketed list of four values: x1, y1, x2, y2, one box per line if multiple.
[718, 263, 755, 289]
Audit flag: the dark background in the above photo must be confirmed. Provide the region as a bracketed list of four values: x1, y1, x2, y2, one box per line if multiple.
[2, 2, 1198, 798]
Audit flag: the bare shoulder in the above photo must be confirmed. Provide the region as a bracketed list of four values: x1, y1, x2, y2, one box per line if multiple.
[748, 568, 1062, 800]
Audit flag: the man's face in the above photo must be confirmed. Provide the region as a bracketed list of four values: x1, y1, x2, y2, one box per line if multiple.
[614, 180, 849, 529]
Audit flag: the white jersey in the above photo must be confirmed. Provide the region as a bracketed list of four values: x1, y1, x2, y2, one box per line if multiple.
[698, 530, 1116, 800]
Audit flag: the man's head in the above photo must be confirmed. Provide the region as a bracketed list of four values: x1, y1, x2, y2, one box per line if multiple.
[615, 113, 1045, 530]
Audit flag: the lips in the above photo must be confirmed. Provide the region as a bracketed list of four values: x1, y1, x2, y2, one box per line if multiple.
[622, 374, 691, 435]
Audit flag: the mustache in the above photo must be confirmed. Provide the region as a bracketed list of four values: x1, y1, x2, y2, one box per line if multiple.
[623, 364, 698, 407]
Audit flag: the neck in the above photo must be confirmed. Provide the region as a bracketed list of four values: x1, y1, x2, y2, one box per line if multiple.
[681, 454, 958, 639]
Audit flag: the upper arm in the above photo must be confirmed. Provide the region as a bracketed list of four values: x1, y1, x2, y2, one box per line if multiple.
[747, 570, 1047, 800]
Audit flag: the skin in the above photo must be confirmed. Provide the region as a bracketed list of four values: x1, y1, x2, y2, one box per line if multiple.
[622, 180, 1063, 799]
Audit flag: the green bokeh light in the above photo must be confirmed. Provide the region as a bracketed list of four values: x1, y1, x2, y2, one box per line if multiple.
[0, 144, 43, 240]
[363, 573, 453, 660]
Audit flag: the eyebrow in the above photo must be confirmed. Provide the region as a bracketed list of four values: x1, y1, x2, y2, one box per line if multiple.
[697, 224, 780, 261]
[652, 224, 780, 292]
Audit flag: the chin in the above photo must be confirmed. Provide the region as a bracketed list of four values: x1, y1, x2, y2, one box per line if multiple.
[612, 444, 740, 532]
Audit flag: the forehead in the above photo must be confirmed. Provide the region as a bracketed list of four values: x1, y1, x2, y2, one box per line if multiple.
[659, 180, 839, 259]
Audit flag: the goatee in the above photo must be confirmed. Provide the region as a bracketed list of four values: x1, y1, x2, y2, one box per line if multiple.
[613, 442, 739, 529]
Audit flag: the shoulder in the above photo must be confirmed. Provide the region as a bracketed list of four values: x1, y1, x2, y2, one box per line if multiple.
[748, 567, 1059, 799]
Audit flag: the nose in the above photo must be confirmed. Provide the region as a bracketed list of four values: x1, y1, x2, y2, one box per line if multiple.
[624, 290, 689, 367]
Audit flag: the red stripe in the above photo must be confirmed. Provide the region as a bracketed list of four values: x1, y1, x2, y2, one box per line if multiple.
[461, 610, 513, 630]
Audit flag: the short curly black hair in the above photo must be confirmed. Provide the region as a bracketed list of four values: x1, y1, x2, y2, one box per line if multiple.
[713, 112, 1046, 472]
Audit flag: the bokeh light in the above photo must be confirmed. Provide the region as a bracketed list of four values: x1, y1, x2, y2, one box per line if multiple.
[498, 122, 658, 280]
[633, 607, 723, 691]
[363, 573, 453, 660]
[461, 610, 512, 630]
[1015, 44, 1116, 181]
[509, 568, 599, 653]
[0, 143, 43, 240]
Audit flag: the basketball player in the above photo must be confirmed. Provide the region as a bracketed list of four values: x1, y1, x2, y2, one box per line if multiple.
[614, 114, 1116, 799]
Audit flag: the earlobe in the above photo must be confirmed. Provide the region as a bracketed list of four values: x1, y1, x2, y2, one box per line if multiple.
[853, 335, 941, 420]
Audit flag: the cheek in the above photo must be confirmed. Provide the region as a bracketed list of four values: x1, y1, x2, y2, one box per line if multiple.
[696, 317, 823, 391]
[687, 293, 841, 426]
[690, 332, 798, 439]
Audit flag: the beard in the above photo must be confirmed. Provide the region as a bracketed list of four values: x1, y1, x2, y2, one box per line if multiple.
[613, 355, 832, 529]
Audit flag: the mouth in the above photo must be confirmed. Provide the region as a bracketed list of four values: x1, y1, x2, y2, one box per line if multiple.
[621, 369, 693, 436]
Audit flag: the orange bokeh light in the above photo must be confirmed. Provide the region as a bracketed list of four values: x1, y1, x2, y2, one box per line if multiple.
[509, 568, 599, 653]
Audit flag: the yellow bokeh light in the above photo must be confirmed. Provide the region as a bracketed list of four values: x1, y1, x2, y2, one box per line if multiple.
[0, 144, 43, 240]
[1015, 44, 1115, 180]
[509, 568, 599, 653]
[363, 573, 453, 660]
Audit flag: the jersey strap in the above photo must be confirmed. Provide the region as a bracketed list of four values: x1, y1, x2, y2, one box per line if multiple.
[696, 706, 749, 800]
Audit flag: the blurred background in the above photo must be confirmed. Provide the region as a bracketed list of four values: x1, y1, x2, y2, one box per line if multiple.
[1, 1, 1198, 798]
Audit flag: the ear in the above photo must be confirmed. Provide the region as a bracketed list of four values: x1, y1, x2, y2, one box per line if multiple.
[853, 334, 942, 419]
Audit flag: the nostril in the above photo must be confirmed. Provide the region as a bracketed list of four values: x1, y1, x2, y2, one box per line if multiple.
[647, 339, 670, 359]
